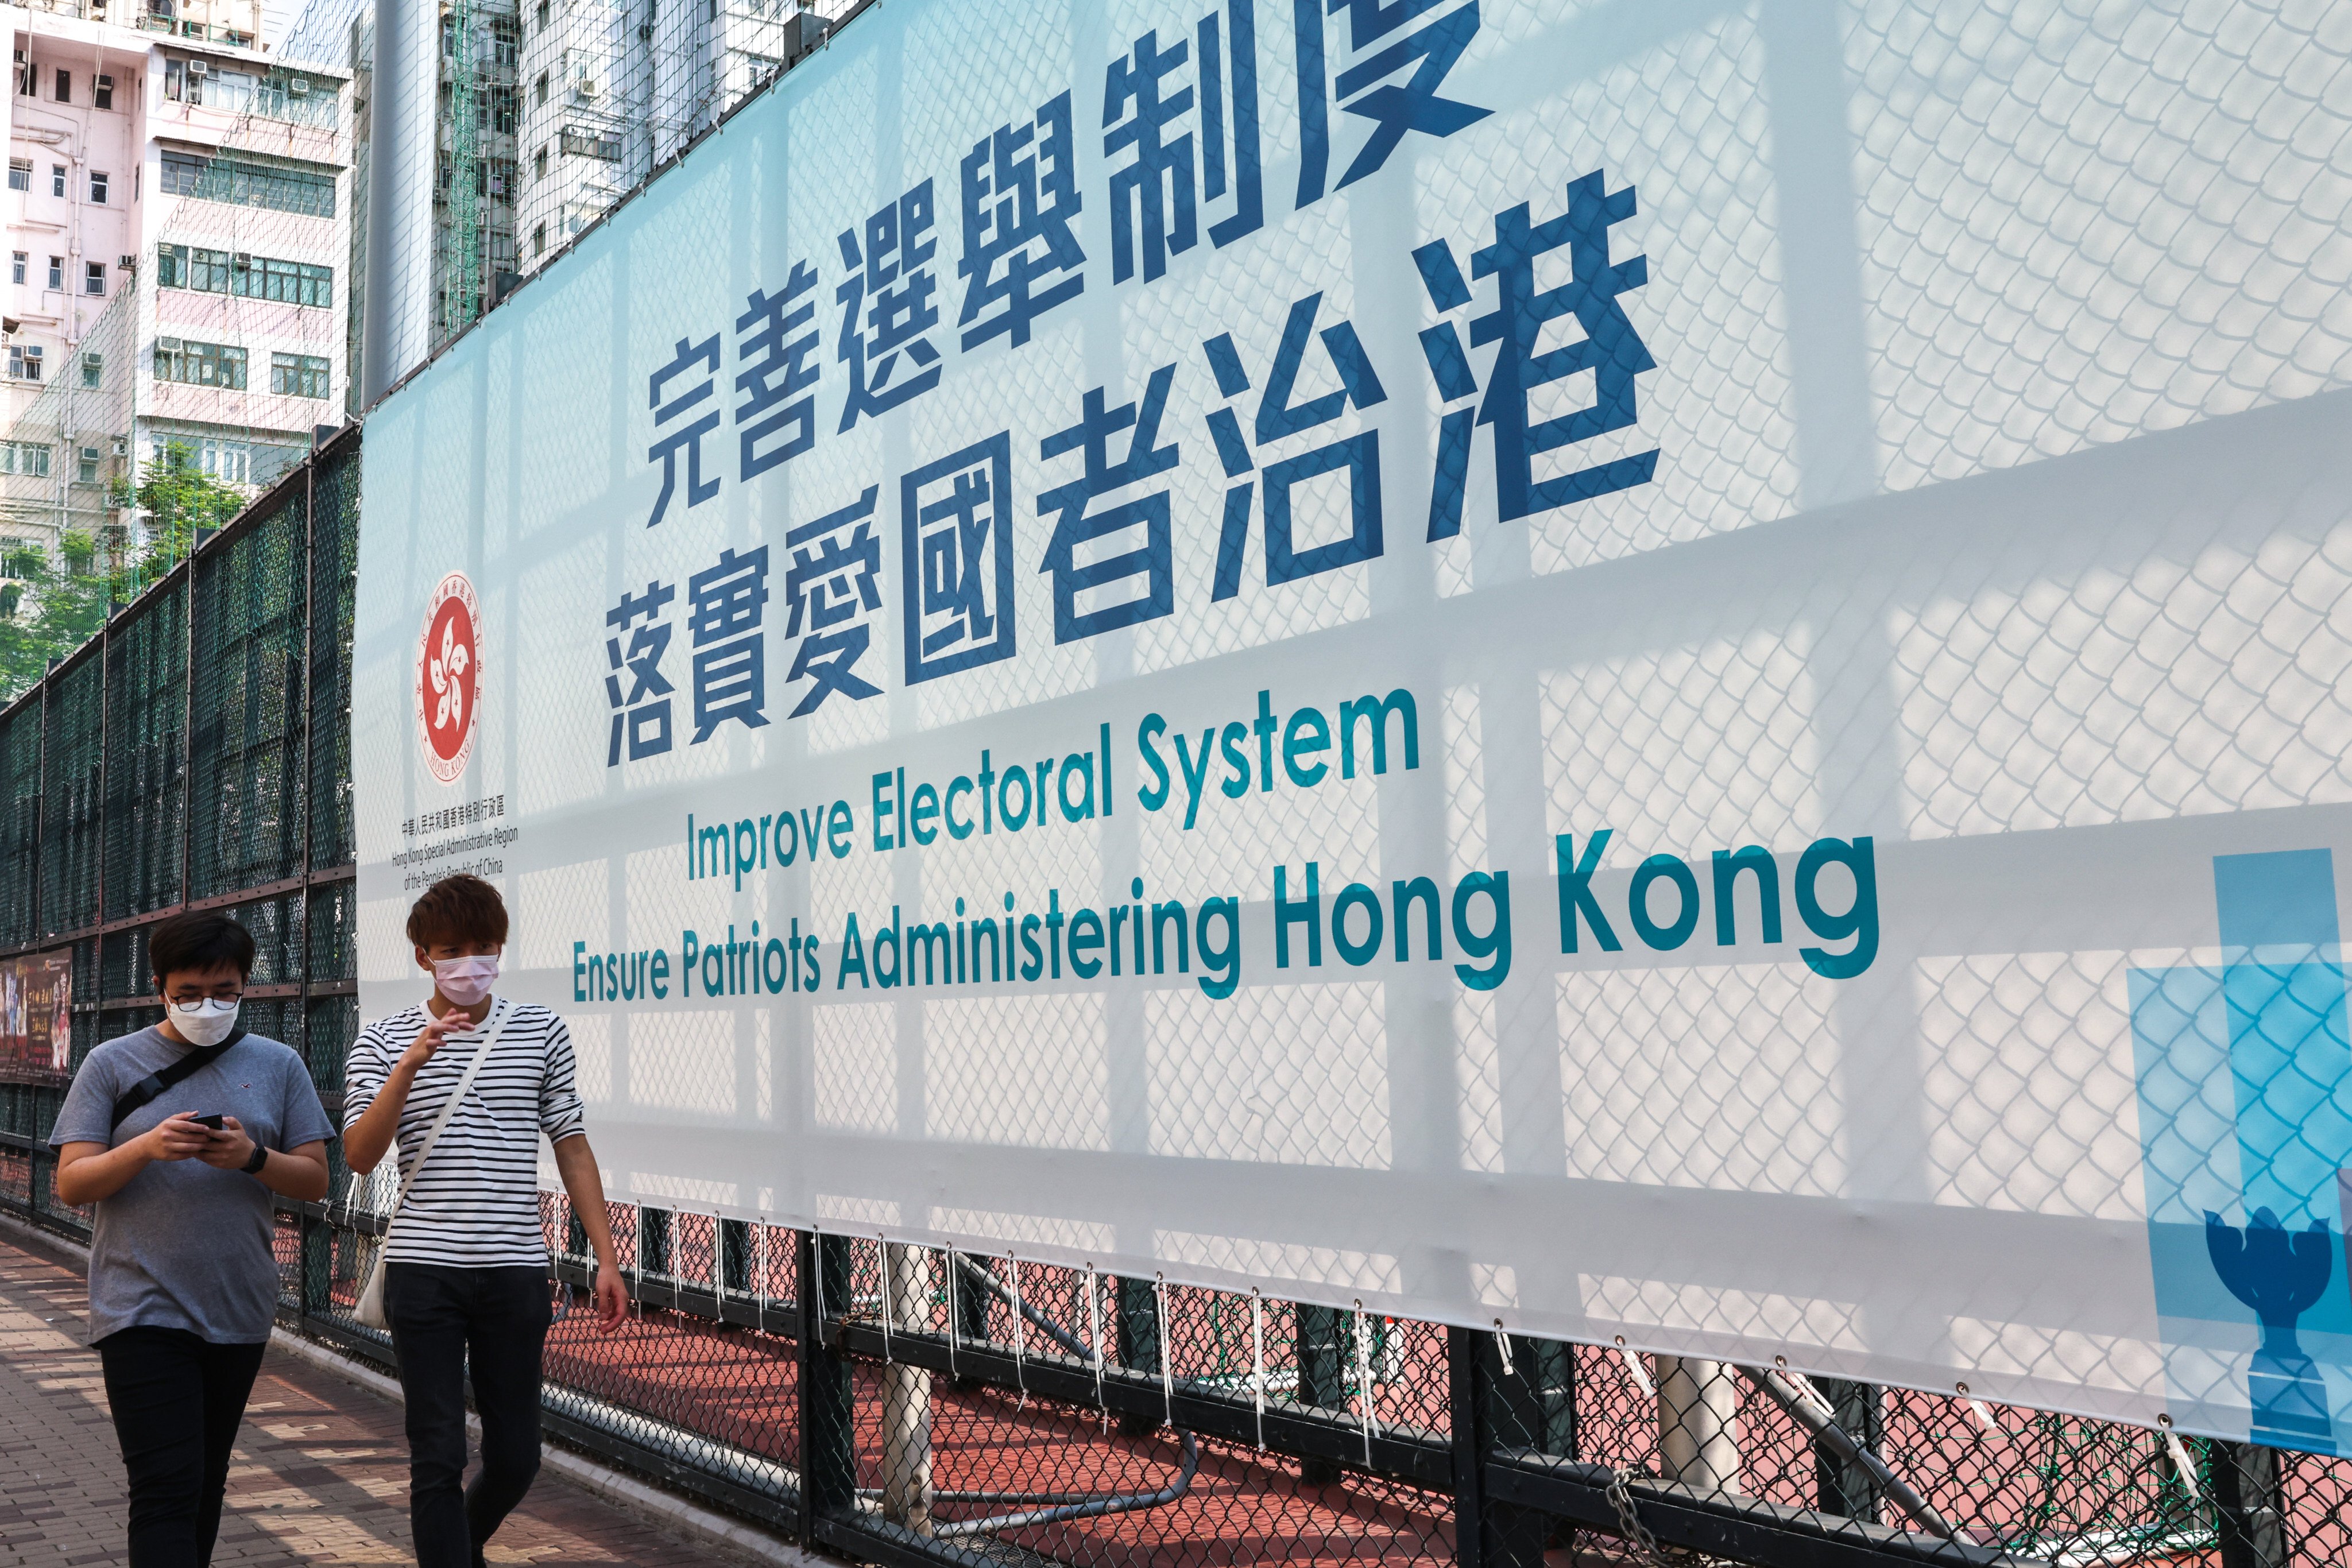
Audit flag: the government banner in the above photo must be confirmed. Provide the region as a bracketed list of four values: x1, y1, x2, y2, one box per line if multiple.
[350, 0, 2352, 1446]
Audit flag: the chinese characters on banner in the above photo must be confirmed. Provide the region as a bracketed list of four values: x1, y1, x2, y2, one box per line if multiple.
[604, 0, 1653, 757]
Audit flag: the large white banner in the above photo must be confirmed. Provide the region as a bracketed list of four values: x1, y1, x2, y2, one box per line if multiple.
[353, 0, 2352, 1446]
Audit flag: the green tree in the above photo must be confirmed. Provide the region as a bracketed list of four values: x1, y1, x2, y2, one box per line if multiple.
[0, 442, 252, 700]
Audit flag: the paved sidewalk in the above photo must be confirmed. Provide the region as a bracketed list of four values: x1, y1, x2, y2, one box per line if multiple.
[0, 1233, 774, 1566]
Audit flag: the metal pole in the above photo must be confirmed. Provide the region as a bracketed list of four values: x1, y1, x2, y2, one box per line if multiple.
[1657, 1357, 1740, 1497]
[796, 1229, 854, 1543]
[877, 1242, 934, 1534]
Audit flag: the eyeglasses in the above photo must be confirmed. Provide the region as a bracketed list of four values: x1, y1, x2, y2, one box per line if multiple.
[165, 988, 243, 1006]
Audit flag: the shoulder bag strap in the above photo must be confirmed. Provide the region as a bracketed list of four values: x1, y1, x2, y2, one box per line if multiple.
[377, 1001, 513, 1234]
[110, 1027, 250, 1130]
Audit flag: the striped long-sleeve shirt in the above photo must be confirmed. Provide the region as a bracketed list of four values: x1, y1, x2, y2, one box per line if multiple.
[342, 1000, 587, 1267]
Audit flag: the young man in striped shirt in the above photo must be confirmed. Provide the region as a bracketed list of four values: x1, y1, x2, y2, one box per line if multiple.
[343, 873, 628, 1568]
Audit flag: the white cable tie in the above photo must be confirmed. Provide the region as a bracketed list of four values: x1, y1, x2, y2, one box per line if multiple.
[1251, 1288, 1267, 1450]
[1155, 1273, 1173, 1427]
[877, 1234, 892, 1362]
[2164, 1427, 2202, 1500]
[1493, 1321, 1515, 1379]
[946, 1247, 960, 1379]
[1968, 1397, 1999, 1433]
[1779, 1368, 1839, 1427]
[753, 1221, 769, 1335]
[1620, 1345, 1655, 1400]
[1010, 1253, 1028, 1409]
[1086, 1263, 1104, 1404]
[1355, 1301, 1376, 1466]
[811, 1224, 823, 1334]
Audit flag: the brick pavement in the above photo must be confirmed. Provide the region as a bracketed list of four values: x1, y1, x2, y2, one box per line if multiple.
[0, 1233, 779, 1566]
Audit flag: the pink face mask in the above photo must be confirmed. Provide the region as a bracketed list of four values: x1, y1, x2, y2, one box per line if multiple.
[432, 954, 500, 1006]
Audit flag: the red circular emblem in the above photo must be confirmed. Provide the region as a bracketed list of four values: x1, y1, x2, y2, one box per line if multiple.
[415, 572, 481, 785]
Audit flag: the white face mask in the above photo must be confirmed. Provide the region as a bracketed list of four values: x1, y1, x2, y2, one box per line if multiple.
[168, 997, 240, 1048]
[432, 954, 501, 1007]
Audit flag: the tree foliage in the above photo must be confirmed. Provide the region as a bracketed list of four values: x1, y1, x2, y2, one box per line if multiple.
[0, 442, 250, 701]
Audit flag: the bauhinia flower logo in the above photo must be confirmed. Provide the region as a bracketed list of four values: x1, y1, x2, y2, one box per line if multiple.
[415, 572, 482, 785]
[430, 615, 470, 732]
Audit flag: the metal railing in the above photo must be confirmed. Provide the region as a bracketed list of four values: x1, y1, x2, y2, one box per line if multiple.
[0, 426, 2339, 1568]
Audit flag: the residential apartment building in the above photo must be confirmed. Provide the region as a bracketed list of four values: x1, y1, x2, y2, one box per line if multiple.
[281, 0, 838, 406]
[0, 3, 349, 576]
[512, 0, 829, 275]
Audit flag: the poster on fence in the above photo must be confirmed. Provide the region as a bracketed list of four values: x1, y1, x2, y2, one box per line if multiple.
[0, 949, 70, 1074]
[350, 0, 2352, 1446]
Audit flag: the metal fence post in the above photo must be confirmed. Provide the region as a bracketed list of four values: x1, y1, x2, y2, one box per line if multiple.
[1813, 1377, 1883, 1522]
[1449, 1325, 1548, 1568]
[2211, 1442, 2288, 1568]
[797, 1229, 854, 1544]
[1118, 1275, 1162, 1438]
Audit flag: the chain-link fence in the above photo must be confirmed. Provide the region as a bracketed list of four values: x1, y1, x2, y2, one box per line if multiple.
[0, 419, 2340, 1568]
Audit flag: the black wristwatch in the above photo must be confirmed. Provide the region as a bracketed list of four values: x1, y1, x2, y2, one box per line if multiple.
[240, 1143, 270, 1176]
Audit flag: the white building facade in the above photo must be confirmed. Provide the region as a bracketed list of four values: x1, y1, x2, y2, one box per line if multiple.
[0, 3, 349, 571]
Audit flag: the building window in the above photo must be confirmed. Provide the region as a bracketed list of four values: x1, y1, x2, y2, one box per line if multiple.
[88, 172, 107, 204]
[80, 351, 99, 388]
[560, 125, 621, 161]
[532, 222, 546, 257]
[6, 159, 26, 192]
[270, 351, 329, 398]
[77, 447, 97, 483]
[7, 345, 42, 382]
[157, 244, 331, 307]
[157, 150, 336, 217]
[9, 253, 21, 285]
[533, 146, 547, 182]
[84, 261, 103, 296]
[536, 0, 550, 31]
[164, 57, 182, 100]
[49, 164, 63, 198]
[534, 70, 548, 107]
[152, 337, 247, 389]
[52, 67, 67, 103]
[45, 257, 60, 290]
[94, 73, 113, 111]
[0, 440, 51, 476]
[493, 17, 519, 67]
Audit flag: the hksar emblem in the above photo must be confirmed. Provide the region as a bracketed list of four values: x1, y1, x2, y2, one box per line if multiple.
[416, 572, 481, 785]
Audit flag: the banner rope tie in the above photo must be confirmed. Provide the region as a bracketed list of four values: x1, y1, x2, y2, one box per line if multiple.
[1010, 1252, 1028, 1410]
[876, 1234, 892, 1364]
[1155, 1272, 1173, 1427]
[946, 1246, 960, 1380]
[1353, 1300, 1376, 1466]
[1251, 1288, 1267, 1450]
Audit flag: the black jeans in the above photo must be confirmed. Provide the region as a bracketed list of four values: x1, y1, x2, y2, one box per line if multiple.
[385, 1263, 552, 1568]
[94, 1326, 269, 1568]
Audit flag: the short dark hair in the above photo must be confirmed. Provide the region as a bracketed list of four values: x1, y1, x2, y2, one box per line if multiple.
[407, 874, 509, 948]
[149, 911, 256, 986]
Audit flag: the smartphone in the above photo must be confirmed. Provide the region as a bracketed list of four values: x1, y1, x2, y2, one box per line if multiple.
[189, 1113, 226, 1131]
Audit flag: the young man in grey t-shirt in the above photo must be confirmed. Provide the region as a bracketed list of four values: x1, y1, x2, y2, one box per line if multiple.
[50, 911, 333, 1568]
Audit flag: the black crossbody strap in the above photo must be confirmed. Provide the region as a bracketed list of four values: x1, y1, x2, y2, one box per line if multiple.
[109, 1027, 250, 1130]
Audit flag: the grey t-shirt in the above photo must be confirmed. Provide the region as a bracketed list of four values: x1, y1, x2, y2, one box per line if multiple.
[49, 1027, 335, 1345]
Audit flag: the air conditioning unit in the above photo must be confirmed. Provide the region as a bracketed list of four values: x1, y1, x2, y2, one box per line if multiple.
[111, 438, 126, 456]
[575, 73, 601, 98]
[117, 254, 135, 270]
[185, 59, 208, 77]
[288, 76, 310, 96]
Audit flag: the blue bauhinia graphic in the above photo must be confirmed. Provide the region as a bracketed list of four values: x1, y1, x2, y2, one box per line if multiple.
[2132, 849, 2352, 1451]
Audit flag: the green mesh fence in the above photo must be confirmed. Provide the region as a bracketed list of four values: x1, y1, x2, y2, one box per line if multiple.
[37, 651, 103, 939]
[307, 446, 360, 871]
[0, 702, 39, 946]
[102, 580, 188, 922]
[189, 493, 308, 901]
